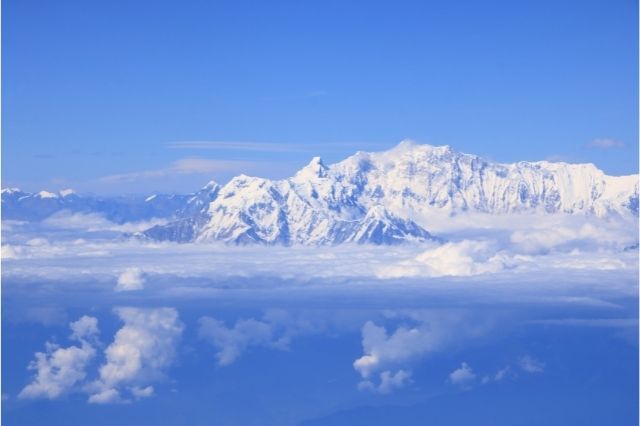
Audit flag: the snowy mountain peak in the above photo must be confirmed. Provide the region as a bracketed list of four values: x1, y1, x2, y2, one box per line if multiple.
[202, 180, 220, 190]
[59, 189, 77, 197]
[347, 206, 436, 245]
[36, 190, 59, 199]
[1, 188, 23, 195]
[295, 156, 328, 180]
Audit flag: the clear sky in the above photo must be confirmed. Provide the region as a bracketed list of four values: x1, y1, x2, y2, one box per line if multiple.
[2, 0, 638, 194]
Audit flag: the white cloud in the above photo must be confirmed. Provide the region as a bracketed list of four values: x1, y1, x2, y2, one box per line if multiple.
[530, 318, 638, 328]
[198, 317, 275, 366]
[198, 309, 334, 366]
[100, 158, 262, 183]
[481, 356, 544, 386]
[19, 316, 100, 400]
[358, 369, 412, 394]
[88, 307, 183, 404]
[87, 388, 121, 404]
[353, 311, 493, 393]
[166, 141, 302, 153]
[509, 221, 635, 254]
[448, 362, 476, 388]
[26, 238, 50, 247]
[1, 244, 22, 259]
[42, 210, 168, 233]
[116, 268, 146, 292]
[3, 206, 637, 276]
[70, 316, 100, 342]
[377, 240, 510, 278]
[518, 355, 544, 373]
[493, 365, 512, 382]
[587, 138, 625, 149]
[130, 385, 154, 399]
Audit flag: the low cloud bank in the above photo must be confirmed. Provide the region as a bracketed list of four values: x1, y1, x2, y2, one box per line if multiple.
[42, 210, 168, 233]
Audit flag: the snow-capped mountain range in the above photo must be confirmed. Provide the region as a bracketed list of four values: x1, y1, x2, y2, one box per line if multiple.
[3, 141, 638, 245]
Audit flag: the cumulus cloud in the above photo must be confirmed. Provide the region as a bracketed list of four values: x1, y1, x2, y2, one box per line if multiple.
[19, 316, 100, 400]
[353, 311, 493, 393]
[70, 316, 100, 342]
[358, 369, 412, 394]
[88, 307, 183, 404]
[116, 268, 146, 292]
[448, 362, 476, 388]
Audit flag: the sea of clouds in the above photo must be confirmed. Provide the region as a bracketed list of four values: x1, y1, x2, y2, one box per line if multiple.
[2, 211, 638, 409]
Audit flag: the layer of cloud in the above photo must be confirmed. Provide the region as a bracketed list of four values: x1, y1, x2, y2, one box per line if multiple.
[42, 211, 168, 233]
[3, 235, 636, 284]
[100, 158, 262, 184]
[166, 141, 304, 153]
[587, 138, 625, 149]
[509, 222, 635, 254]
[88, 307, 183, 404]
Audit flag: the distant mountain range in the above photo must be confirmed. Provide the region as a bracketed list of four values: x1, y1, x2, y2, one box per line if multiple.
[3, 142, 638, 245]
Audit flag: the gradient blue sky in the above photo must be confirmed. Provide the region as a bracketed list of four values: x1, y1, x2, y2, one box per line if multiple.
[2, 0, 638, 194]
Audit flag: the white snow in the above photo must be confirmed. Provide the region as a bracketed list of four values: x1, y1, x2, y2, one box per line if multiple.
[36, 191, 59, 199]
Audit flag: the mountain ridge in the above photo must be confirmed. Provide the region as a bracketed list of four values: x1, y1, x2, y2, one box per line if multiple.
[3, 141, 638, 245]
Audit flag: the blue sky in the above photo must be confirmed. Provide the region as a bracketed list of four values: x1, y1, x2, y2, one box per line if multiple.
[2, 0, 638, 194]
